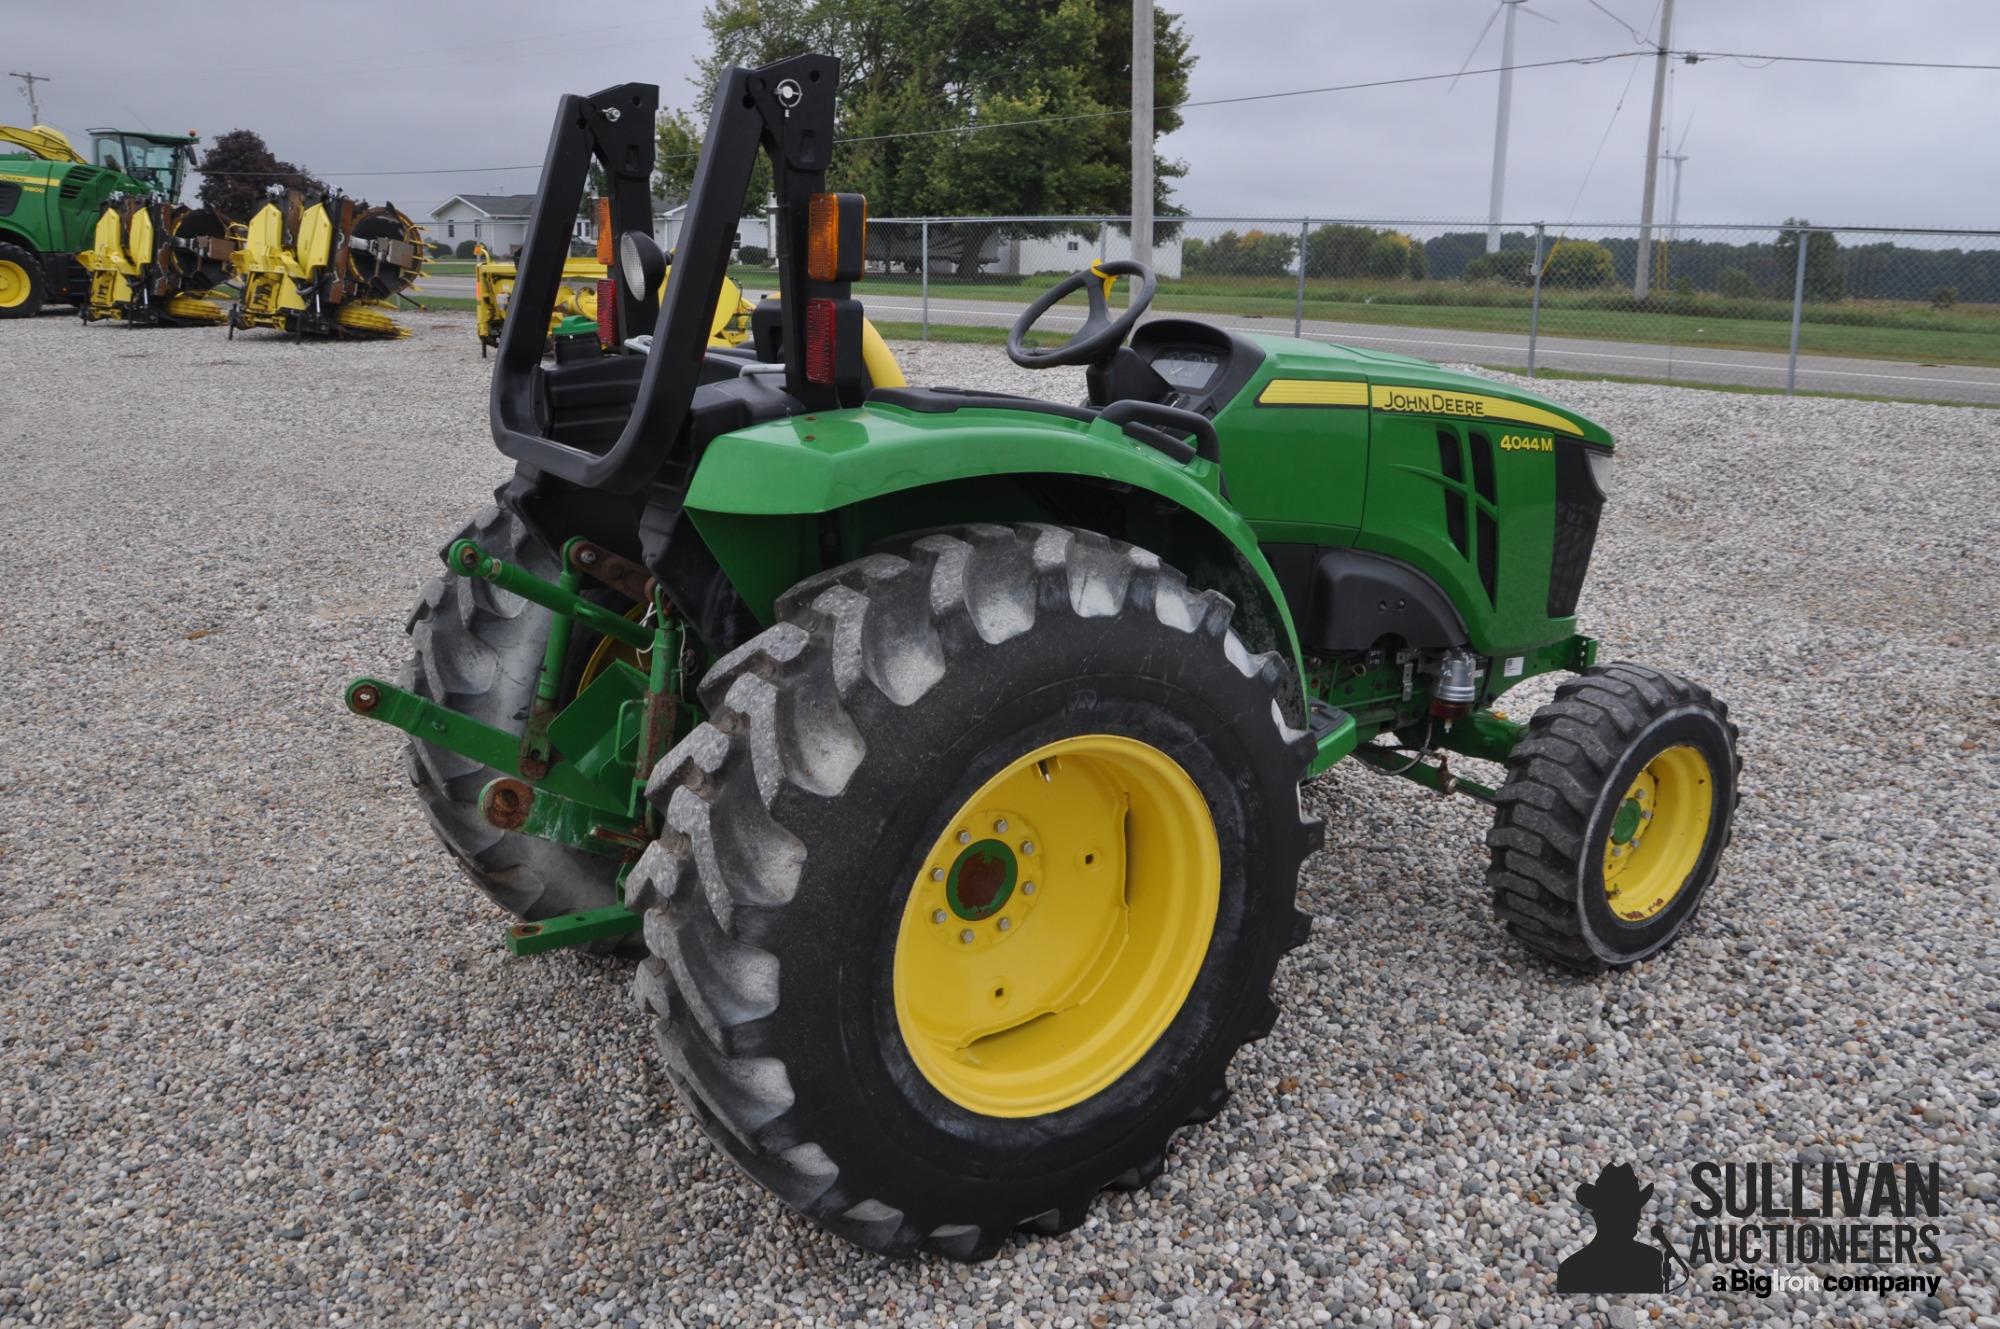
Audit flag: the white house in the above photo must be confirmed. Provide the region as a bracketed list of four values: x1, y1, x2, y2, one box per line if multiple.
[997, 228, 1184, 279]
[653, 201, 775, 258]
[430, 193, 604, 255]
[430, 194, 535, 253]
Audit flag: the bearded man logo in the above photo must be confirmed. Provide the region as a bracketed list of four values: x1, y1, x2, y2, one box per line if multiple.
[1557, 1163, 1668, 1294]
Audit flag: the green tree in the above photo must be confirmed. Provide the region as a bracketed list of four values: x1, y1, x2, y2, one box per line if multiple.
[1772, 221, 1846, 302]
[194, 129, 326, 220]
[1463, 250, 1531, 284]
[1303, 223, 1377, 279]
[1543, 240, 1615, 288]
[579, 163, 608, 220]
[656, 0, 1196, 275]
[1717, 266, 1755, 299]
[654, 109, 770, 214]
[1184, 228, 1296, 277]
[1363, 231, 1414, 279]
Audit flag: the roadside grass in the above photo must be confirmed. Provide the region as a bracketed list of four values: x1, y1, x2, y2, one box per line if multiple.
[388, 305, 1989, 406]
[869, 320, 1011, 346]
[1478, 364, 1996, 411]
[784, 268, 2000, 368]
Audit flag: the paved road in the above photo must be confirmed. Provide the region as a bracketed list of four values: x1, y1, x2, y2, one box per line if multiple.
[416, 277, 2000, 404]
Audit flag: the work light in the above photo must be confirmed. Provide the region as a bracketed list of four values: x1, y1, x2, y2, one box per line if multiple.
[619, 230, 667, 303]
[1588, 447, 1616, 498]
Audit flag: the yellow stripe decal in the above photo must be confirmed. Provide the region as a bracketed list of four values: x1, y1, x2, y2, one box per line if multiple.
[1369, 384, 1581, 436]
[1256, 378, 1368, 407]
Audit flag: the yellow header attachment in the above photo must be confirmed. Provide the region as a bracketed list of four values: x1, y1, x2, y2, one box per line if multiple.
[0, 124, 83, 163]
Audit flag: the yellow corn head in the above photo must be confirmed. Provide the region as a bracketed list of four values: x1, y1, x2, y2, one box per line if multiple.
[77, 200, 237, 326]
[471, 240, 753, 356]
[229, 194, 425, 339]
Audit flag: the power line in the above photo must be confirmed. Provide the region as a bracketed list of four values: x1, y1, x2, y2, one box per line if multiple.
[835, 49, 1654, 149]
[1557, 0, 1659, 228]
[189, 42, 2000, 182]
[1581, 0, 1650, 45]
[194, 49, 1655, 177]
[1678, 49, 2000, 71]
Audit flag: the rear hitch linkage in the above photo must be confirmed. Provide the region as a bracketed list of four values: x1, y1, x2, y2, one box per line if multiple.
[347, 535, 690, 954]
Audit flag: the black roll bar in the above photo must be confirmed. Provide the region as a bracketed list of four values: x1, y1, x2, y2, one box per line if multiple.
[490, 54, 843, 493]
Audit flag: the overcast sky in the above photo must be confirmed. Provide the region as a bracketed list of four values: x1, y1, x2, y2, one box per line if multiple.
[8, 0, 1997, 230]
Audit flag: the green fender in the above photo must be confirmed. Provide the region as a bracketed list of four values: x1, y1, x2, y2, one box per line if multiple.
[684, 399, 1306, 691]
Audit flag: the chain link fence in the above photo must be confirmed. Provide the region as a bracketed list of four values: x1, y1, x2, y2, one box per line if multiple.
[728, 216, 2000, 404]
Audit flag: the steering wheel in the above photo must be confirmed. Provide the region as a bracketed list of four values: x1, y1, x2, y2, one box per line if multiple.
[1006, 259, 1156, 369]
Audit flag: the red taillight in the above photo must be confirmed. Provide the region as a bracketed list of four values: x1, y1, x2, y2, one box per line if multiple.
[804, 297, 836, 384]
[596, 279, 618, 350]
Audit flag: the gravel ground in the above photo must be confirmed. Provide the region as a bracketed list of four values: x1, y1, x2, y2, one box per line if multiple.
[2, 309, 1996, 1329]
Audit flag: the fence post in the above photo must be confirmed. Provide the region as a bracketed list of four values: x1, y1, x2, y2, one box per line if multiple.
[1786, 227, 1809, 396]
[1527, 223, 1545, 379]
[920, 219, 930, 342]
[1294, 217, 1309, 338]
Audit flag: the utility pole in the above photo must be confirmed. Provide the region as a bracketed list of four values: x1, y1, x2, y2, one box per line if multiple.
[1656, 151, 1686, 285]
[1131, 0, 1154, 269]
[1632, 0, 1674, 298]
[1485, 0, 1524, 253]
[8, 71, 50, 125]
[1664, 151, 1687, 240]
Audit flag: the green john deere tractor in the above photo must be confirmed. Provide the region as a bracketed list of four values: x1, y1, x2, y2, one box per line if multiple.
[347, 55, 1741, 1260]
[0, 123, 200, 317]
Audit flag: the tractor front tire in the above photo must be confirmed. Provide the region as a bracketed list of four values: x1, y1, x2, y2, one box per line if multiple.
[627, 524, 1318, 1259]
[1487, 662, 1740, 972]
[0, 243, 48, 319]
[401, 504, 625, 926]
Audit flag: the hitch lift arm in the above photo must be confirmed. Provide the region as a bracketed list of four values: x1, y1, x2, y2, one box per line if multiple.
[347, 538, 691, 955]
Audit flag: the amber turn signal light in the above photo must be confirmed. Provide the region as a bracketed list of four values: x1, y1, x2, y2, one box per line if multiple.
[807, 192, 867, 283]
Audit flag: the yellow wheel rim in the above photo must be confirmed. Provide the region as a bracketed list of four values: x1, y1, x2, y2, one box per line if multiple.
[1601, 744, 1714, 922]
[0, 259, 29, 308]
[892, 734, 1220, 1118]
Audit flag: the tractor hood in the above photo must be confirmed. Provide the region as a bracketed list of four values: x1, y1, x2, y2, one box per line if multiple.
[1246, 335, 1614, 449]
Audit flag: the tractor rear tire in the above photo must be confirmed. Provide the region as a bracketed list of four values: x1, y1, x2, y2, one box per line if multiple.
[1487, 662, 1740, 972]
[626, 524, 1318, 1259]
[0, 243, 47, 319]
[401, 503, 625, 928]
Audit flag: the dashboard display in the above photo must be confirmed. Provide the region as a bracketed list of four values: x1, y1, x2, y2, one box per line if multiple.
[1153, 346, 1222, 392]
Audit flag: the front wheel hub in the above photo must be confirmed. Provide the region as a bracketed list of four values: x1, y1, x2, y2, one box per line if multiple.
[1601, 743, 1715, 922]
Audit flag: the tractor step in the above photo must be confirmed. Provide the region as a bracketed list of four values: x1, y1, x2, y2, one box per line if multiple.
[1306, 701, 1358, 776]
